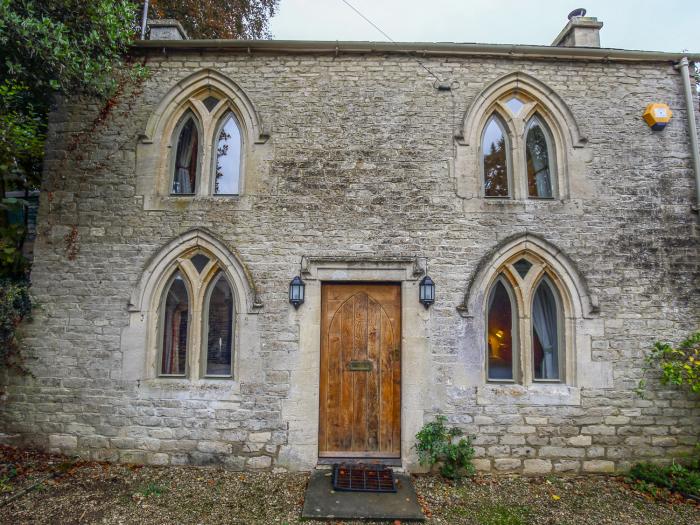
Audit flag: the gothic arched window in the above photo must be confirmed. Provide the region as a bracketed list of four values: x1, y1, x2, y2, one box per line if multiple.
[481, 115, 511, 197]
[475, 88, 565, 200]
[171, 112, 200, 195]
[525, 116, 554, 198]
[487, 276, 517, 381]
[213, 112, 242, 195]
[203, 272, 235, 376]
[160, 270, 190, 375]
[157, 251, 238, 378]
[531, 276, 562, 380]
[485, 255, 568, 384]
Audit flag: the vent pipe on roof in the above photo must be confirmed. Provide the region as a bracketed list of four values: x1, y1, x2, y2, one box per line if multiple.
[552, 9, 603, 48]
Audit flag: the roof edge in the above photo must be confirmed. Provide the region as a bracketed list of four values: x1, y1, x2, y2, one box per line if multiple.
[132, 39, 700, 63]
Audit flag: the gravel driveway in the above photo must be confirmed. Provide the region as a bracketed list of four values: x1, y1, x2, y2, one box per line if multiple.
[1, 446, 698, 524]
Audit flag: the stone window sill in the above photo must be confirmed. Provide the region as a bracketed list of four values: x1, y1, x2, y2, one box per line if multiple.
[143, 194, 252, 211]
[476, 383, 580, 406]
[141, 378, 241, 398]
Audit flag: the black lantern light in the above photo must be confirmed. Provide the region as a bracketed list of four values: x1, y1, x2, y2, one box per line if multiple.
[419, 275, 435, 308]
[289, 275, 305, 309]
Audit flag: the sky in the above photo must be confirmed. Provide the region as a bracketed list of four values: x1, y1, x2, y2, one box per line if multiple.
[269, 0, 699, 53]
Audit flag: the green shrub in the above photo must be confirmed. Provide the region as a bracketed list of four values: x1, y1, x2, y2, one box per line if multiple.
[415, 415, 476, 479]
[628, 462, 700, 497]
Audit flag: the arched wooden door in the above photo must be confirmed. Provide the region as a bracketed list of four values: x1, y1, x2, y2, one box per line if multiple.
[319, 283, 401, 458]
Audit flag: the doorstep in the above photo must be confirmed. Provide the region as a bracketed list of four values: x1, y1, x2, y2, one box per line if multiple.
[301, 469, 425, 521]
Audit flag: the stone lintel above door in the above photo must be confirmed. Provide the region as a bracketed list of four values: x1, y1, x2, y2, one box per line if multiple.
[300, 256, 426, 282]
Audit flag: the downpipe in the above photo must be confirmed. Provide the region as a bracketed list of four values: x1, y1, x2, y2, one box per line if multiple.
[675, 57, 700, 218]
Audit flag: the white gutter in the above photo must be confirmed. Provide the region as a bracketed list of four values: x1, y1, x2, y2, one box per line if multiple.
[676, 57, 700, 216]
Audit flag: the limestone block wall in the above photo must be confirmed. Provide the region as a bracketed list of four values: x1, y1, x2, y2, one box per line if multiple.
[0, 48, 698, 474]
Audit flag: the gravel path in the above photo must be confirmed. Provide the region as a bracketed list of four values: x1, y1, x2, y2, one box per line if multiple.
[1, 447, 698, 524]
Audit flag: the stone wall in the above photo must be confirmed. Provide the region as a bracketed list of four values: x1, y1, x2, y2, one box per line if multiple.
[1, 49, 698, 474]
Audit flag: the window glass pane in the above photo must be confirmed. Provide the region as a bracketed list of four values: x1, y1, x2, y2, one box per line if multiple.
[532, 278, 560, 380]
[214, 113, 242, 195]
[526, 117, 553, 198]
[161, 271, 189, 375]
[203, 96, 220, 112]
[205, 274, 234, 376]
[487, 279, 515, 380]
[482, 117, 509, 197]
[172, 116, 199, 194]
[190, 253, 210, 273]
[505, 96, 524, 115]
[513, 258, 533, 279]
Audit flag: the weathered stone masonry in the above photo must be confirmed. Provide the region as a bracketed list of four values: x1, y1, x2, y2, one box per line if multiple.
[1, 43, 699, 474]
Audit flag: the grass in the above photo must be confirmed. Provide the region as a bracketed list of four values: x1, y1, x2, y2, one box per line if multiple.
[473, 503, 531, 525]
[140, 482, 167, 497]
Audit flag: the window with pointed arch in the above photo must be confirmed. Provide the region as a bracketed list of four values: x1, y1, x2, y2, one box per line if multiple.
[158, 251, 236, 378]
[486, 255, 566, 383]
[480, 92, 557, 200]
[169, 93, 244, 197]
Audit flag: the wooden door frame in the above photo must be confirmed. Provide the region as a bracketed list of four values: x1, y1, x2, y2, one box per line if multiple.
[318, 281, 402, 460]
[278, 256, 430, 472]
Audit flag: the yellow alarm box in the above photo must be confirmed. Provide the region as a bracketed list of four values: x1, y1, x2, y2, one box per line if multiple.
[643, 103, 672, 130]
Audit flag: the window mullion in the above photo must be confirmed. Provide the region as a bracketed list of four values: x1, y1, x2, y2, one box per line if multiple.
[521, 290, 532, 385]
[198, 114, 214, 197]
[189, 277, 206, 379]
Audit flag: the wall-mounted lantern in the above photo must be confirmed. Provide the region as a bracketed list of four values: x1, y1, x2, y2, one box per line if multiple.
[289, 276, 305, 309]
[419, 275, 435, 308]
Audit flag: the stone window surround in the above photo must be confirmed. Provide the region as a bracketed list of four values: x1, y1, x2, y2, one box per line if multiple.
[277, 256, 430, 472]
[454, 72, 591, 206]
[135, 69, 271, 211]
[120, 229, 263, 388]
[456, 233, 612, 407]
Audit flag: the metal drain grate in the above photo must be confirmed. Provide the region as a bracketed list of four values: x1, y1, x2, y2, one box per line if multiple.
[331, 463, 397, 493]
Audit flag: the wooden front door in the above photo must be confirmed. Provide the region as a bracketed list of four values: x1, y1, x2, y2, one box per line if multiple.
[319, 283, 401, 458]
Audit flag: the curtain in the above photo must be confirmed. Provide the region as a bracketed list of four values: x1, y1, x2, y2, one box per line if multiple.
[162, 308, 174, 373]
[532, 281, 558, 379]
[173, 119, 198, 194]
[161, 277, 188, 375]
[526, 123, 553, 198]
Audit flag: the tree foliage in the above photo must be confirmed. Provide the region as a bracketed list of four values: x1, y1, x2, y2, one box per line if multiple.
[0, 0, 138, 97]
[149, 0, 279, 39]
[0, 0, 139, 196]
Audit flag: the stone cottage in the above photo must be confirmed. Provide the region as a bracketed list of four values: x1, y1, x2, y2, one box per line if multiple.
[1, 13, 699, 475]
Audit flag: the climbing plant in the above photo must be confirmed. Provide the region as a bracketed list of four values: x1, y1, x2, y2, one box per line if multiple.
[637, 331, 700, 396]
[0, 0, 142, 370]
[0, 278, 32, 372]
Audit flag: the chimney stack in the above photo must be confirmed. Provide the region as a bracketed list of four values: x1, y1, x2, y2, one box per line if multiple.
[147, 19, 188, 40]
[552, 9, 603, 48]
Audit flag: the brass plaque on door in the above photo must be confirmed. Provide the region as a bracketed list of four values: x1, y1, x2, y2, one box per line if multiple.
[347, 360, 373, 372]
